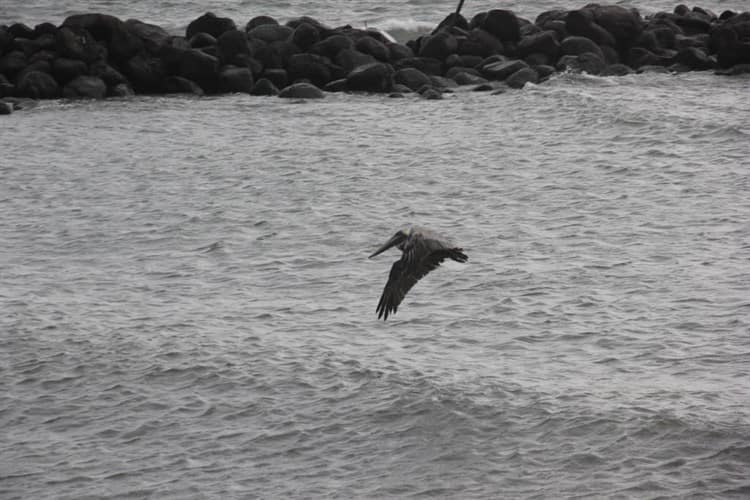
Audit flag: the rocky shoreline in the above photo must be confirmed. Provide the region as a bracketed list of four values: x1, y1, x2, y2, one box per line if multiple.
[1, 4, 749, 111]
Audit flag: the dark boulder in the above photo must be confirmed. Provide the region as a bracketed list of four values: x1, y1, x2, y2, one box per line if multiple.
[125, 20, 170, 52]
[518, 30, 560, 60]
[247, 24, 293, 43]
[335, 49, 376, 72]
[626, 47, 666, 68]
[393, 57, 443, 76]
[674, 46, 715, 70]
[0, 74, 14, 97]
[420, 86, 443, 99]
[533, 64, 556, 79]
[481, 58, 528, 80]
[176, 48, 220, 92]
[250, 77, 278, 95]
[310, 35, 353, 59]
[245, 16, 278, 32]
[556, 51, 606, 74]
[592, 5, 643, 48]
[481, 9, 521, 42]
[278, 82, 324, 98]
[16, 70, 60, 98]
[0, 100, 12, 114]
[262, 68, 288, 89]
[388, 43, 414, 61]
[355, 36, 390, 62]
[109, 83, 134, 97]
[123, 53, 166, 93]
[33, 22, 57, 37]
[565, 9, 616, 47]
[506, 67, 538, 88]
[190, 32, 216, 49]
[418, 31, 458, 60]
[394, 67, 432, 91]
[457, 28, 504, 57]
[434, 12, 469, 33]
[452, 71, 488, 85]
[603, 63, 633, 76]
[253, 42, 284, 69]
[217, 29, 251, 65]
[0, 51, 28, 77]
[62, 75, 106, 99]
[0, 26, 10, 53]
[52, 57, 88, 84]
[62, 13, 143, 62]
[89, 60, 128, 87]
[560, 36, 605, 60]
[292, 22, 320, 51]
[346, 62, 393, 92]
[8, 23, 34, 39]
[218, 66, 254, 93]
[287, 53, 331, 87]
[163, 75, 204, 95]
[56, 26, 107, 63]
[323, 78, 347, 92]
[186, 13, 236, 40]
[445, 54, 483, 68]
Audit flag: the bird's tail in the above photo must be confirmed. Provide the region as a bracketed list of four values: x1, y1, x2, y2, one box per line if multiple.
[449, 248, 468, 263]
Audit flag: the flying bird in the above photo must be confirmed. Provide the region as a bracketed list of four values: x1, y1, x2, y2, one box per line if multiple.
[369, 227, 468, 320]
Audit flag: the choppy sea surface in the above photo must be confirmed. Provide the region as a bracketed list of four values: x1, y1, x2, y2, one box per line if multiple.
[2, 1, 750, 498]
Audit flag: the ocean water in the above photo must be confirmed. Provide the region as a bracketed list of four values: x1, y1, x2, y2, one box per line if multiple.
[2, 1, 750, 499]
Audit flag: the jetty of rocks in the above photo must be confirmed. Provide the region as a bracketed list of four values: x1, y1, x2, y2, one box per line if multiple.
[1, 4, 749, 109]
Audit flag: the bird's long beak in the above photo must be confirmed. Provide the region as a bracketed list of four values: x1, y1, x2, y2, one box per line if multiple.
[369, 234, 402, 259]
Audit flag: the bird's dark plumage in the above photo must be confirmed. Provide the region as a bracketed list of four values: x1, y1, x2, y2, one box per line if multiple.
[369, 227, 468, 320]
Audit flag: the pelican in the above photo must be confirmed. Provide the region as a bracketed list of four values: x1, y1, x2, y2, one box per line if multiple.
[369, 227, 468, 320]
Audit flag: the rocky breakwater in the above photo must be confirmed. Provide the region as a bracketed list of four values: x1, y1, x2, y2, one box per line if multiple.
[0, 5, 749, 110]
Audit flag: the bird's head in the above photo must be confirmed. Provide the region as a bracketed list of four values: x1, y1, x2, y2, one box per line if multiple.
[369, 229, 409, 258]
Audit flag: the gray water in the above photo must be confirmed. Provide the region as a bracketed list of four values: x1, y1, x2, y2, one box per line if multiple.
[2, 12, 750, 498]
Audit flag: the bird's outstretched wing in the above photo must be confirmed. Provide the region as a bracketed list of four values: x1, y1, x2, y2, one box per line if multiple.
[375, 247, 467, 320]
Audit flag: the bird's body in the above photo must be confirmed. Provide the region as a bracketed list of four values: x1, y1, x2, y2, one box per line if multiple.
[369, 226, 468, 320]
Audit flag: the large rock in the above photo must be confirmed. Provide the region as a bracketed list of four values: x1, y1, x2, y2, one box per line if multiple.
[560, 36, 605, 60]
[88, 60, 128, 87]
[346, 62, 393, 92]
[0, 100, 13, 114]
[481, 9, 521, 42]
[52, 57, 89, 84]
[0, 74, 14, 97]
[0, 51, 28, 77]
[565, 9, 616, 46]
[674, 46, 715, 70]
[518, 30, 560, 60]
[394, 67, 432, 91]
[335, 48, 376, 72]
[16, 70, 60, 98]
[176, 49, 220, 92]
[506, 67, 539, 88]
[392, 57, 443, 75]
[592, 5, 644, 47]
[217, 29, 251, 66]
[457, 28, 504, 57]
[287, 53, 332, 87]
[186, 12, 237, 39]
[56, 26, 107, 63]
[278, 82, 324, 98]
[355, 36, 390, 62]
[62, 13, 143, 62]
[250, 77, 279, 95]
[247, 24, 293, 43]
[163, 76, 203, 95]
[557, 52, 606, 74]
[481, 59, 528, 80]
[62, 75, 106, 98]
[292, 22, 320, 51]
[245, 16, 278, 32]
[218, 66, 254, 93]
[125, 20, 170, 52]
[310, 34, 353, 59]
[123, 53, 166, 93]
[418, 31, 459, 60]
